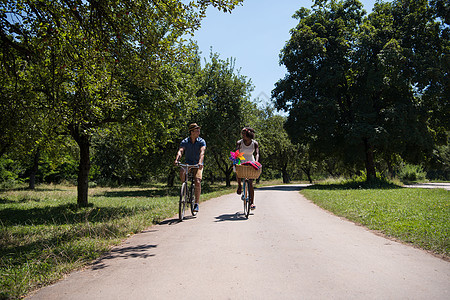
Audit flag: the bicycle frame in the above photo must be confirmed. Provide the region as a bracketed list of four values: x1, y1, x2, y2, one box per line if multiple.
[177, 163, 200, 221]
[241, 178, 251, 218]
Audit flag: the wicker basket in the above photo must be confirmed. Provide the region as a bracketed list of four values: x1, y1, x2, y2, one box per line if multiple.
[235, 164, 262, 179]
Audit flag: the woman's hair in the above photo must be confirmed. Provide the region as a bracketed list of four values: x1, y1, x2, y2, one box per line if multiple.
[243, 126, 255, 139]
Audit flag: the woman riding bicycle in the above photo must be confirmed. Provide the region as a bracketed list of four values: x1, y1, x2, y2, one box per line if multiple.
[236, 126, 259, 210]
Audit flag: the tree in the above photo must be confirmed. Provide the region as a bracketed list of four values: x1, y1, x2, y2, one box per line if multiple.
[195, 52, 253, 186]
[253, 106, 296, 183]
[295, 143, 320, 183]
[354, 0, 448, 165]
[1, 0, 243, 205]
[273, 0, 448, 181]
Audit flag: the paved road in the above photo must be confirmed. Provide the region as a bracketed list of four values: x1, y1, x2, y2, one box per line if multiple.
[405, 182, 450, 191]
[28, 185, 449, 299]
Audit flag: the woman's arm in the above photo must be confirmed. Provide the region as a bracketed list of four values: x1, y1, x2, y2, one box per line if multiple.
[236, 140, 241, 151]
[254, 140, 260, 162]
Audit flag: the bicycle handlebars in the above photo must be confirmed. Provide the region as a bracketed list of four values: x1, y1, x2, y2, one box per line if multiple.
[176, 163, 201, 168]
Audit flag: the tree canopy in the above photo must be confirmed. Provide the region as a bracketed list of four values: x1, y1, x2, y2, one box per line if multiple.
[195, 52, 253, 186]
[1, 0, 244, 205]
[272, 0, 449, 180]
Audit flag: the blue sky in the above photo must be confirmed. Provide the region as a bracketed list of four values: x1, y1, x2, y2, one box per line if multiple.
[193, 0, 377, 109]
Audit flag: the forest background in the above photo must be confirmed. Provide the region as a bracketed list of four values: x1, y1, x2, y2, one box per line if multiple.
[1, 0, 449, 207]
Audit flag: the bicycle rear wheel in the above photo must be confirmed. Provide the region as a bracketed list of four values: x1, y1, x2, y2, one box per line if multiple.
[189, 182, 197, 216]
[242, 179, 251, 218]
[179, 182, 187, 221]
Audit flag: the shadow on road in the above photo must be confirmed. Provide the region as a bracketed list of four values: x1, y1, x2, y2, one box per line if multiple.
[158, 215, 197, 225]
[214, 212, 250, 222]
[91, 244, 157, 270]
[256, 185, 311, 192]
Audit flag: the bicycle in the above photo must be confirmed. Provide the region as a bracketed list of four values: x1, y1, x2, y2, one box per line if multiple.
[235, 164, 262, 219]
[177, 163, 200, 221]
[241, 177, 252, 218]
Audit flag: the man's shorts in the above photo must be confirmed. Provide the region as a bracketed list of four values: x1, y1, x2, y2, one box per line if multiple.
[192, 167, 203, 180]
[181, 167, 203, 180]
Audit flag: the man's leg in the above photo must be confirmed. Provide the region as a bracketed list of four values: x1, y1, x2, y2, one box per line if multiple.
[193, 168, 203, 205]
[194, 178, 201, 204]
[179, 168, 185, 182]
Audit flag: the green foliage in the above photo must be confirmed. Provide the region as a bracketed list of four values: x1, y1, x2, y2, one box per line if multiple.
[425, 138, 450, 180]
[1, 0, 244, 204]
[38, 155, 79, 184]
[253, 105, 296, 183]
[1, 0, 447, 190]
[195, 52, 253, 185]
[398, 164, 427, 182]
[0, 157, 23, 189]
[273, 0, 449, 179]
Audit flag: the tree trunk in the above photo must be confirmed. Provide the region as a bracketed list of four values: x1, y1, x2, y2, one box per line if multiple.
[213, 153, 233, 187]
[385, 156, 394, 178]
[69, 124, 90, 207]
[167, 168, 176, 187]
[29, 148, 40, 190]
[301, 167, 313, 184]
[282, 164, 290, 184]
[307, 173, 313, 184]
[77, 135, 90, 206]
[225, 167, 233, 187]
[363, 138, 376, 181]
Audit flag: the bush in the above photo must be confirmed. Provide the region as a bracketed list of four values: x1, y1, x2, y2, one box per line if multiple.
[0, 156, 23, 189]
[398, 164, 426, 182]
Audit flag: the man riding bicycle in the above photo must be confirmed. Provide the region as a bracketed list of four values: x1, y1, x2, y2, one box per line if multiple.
[174, 123, 206, 212]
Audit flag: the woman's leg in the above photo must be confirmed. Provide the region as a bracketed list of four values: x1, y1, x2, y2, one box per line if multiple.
[236, 177, 242, 194]
[249, 179, 255, 208]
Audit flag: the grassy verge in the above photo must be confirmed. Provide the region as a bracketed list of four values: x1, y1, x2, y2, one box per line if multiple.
[301, 181, 449, 258]
[0, 183, 234, 299]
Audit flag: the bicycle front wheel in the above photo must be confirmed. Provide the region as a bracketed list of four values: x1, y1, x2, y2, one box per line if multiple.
[189, 183, 197, 216]
[179, 182, 187, 221]
[242, 179, 251, 218]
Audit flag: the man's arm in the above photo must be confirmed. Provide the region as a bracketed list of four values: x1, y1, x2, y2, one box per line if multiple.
[198, 146, 206, 169]
[174, 147, 184, 165]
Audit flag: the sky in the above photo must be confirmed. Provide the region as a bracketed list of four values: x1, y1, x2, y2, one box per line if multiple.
[193, 0, 377, 109]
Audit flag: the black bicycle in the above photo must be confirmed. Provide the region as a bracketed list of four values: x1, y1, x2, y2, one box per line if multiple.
[177, 163, 199, 221]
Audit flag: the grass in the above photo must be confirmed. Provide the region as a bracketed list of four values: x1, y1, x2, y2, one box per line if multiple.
[301, 180, 449, 258]
[0, 183, 234, 300]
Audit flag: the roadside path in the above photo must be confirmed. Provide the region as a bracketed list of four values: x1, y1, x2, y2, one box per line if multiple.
[28, 185, 449, 299]
[405, 182, 450, 190]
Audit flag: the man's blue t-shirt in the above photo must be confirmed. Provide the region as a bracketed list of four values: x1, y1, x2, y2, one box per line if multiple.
[180, 137, 206, 165]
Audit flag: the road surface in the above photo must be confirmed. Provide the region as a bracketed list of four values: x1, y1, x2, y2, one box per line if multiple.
[28, 185, 449, 299]
[405, 182, 450, 191]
